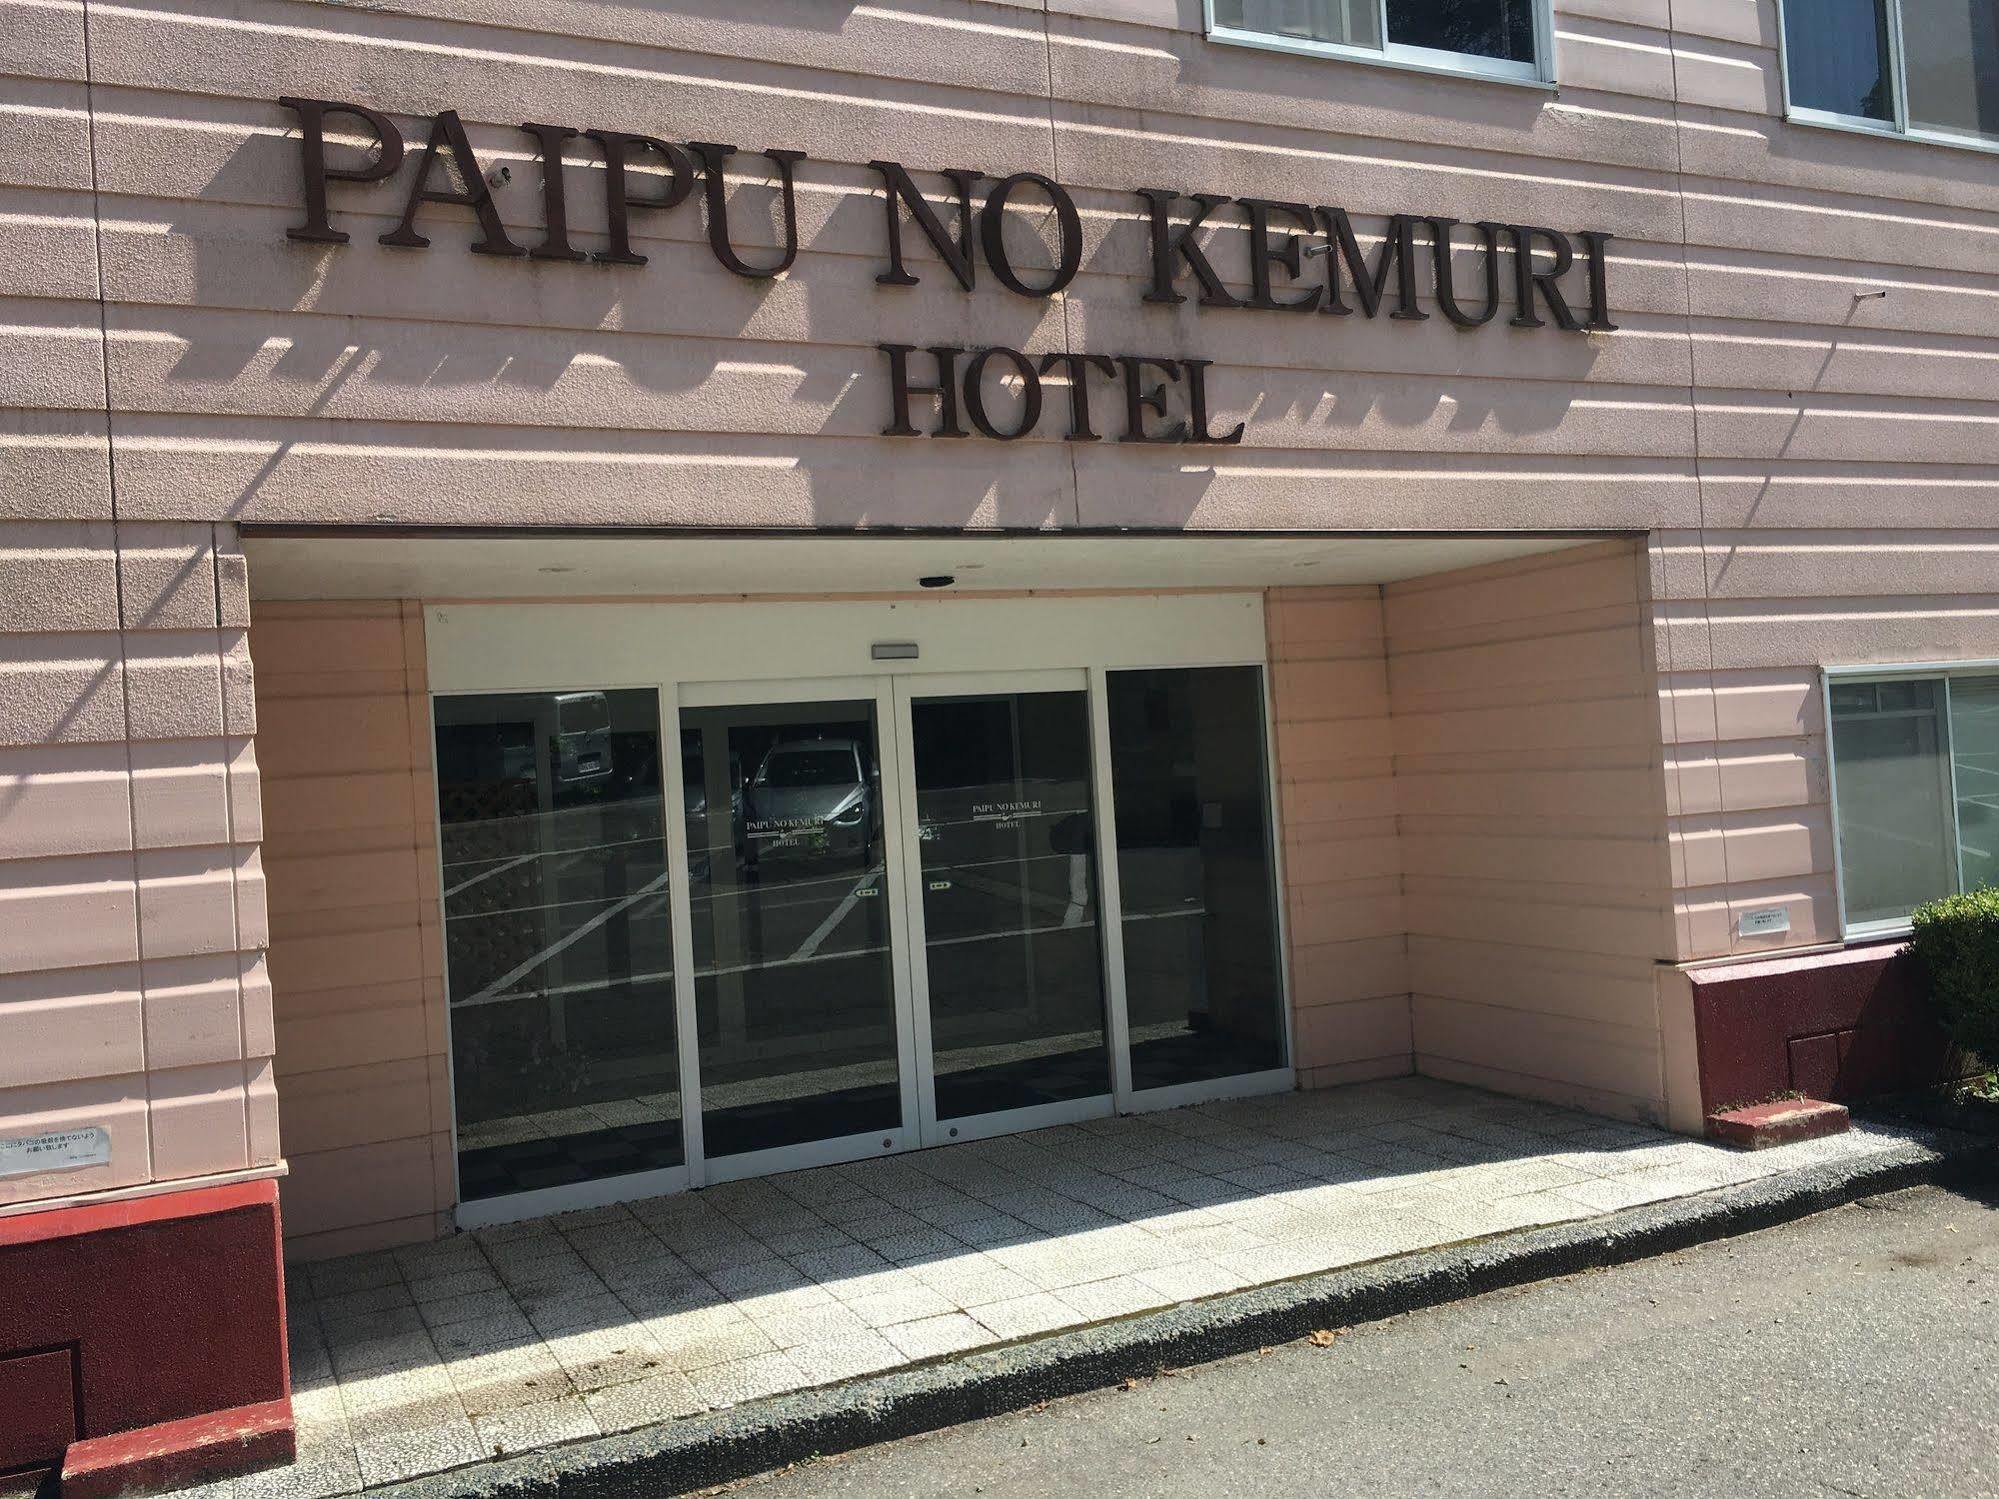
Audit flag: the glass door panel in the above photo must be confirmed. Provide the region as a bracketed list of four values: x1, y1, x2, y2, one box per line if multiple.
[435, 689, 681, 1204]
[906, 688, 1112, 1128]
[679, 698, 904, 1161]
[1106, 667, 1286, 1092]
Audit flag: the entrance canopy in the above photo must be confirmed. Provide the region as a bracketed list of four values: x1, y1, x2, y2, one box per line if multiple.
[242, 531, 1606, 600]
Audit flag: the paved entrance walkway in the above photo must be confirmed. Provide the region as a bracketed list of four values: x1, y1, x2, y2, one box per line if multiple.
[214, 1079, 1905, 1498]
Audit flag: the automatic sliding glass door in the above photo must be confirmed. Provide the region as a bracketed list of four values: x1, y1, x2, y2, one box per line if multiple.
[897, 675, 1115, 1142]
[676, 684, 916, 1178]
[439, 660, 1290, 1221]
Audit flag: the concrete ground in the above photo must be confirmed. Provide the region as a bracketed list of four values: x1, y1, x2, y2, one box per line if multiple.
[726, 1183, 1999, 1499]
[234, 1080, 1916, 1498]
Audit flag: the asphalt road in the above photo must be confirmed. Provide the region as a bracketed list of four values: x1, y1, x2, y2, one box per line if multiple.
[719, 1183, 1999, 1499]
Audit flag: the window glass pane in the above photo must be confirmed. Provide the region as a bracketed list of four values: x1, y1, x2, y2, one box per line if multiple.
[1784, 0, 1896, 120]
[1213, 0, 1382, 51]
[1831, 679, 1958, 926]
[911, 691, 1111, 1121]
[680, 701, 902, 1158]
[1902, 0, 1999, 143]
[1876, 678, 1935, 711]
[1109, 668, 1286, 1091]
[436, 690, 680, 1201]
[1386, 0, 1535, 63]
[1951, 677, 1999, 893]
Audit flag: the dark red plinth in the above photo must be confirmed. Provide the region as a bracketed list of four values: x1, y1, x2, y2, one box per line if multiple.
[1707, 1098, 1852, 1150]
[60, 1401, 295, 1499]
[1690, 939, 1968, 1115]
[0, 1178, 293, 1494]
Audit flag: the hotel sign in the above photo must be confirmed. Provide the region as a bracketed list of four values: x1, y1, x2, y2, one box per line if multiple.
[278, 99, 1619, 447]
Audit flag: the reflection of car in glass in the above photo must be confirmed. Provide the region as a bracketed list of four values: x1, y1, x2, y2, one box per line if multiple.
[744, 737, 873, 867]
[549, 692, 612, 789]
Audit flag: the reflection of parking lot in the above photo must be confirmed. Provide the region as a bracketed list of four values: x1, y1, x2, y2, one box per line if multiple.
[441, 804, 1113, 1017]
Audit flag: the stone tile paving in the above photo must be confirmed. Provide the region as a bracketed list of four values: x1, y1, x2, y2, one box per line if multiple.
[189, 1078, 1908, 1498]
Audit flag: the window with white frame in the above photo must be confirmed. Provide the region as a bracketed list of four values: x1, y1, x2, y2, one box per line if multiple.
[1828, 668, 1999, 933]
[1207, 0, 1548, 84]
[1782, 0, 1999, 150]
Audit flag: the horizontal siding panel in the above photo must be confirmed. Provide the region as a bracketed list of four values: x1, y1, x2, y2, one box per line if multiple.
[1699, 470, 1999, 530]
[1683, 186, 1999, 277]
[1412, 991, 1664, 1104]
[1690, 324, 1999, 403]
[90, 8, 1064, 175]
[1680, 119, 1999, 219]
[1406, 936, 1659, 1023]
[1690, 536, 1999, 598]
[0, 191, 101, 304]
[0, 77, 92, 194]
[0, 0, 87, 85]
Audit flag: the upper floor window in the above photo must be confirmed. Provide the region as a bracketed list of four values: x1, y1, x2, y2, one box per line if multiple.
[1827, 666, 1999, 934]
[1782, 0, 1999, 151]
[1207, 0, 1550, 86]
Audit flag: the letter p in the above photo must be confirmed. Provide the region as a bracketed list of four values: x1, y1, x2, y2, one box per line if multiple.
[278, 97, 405, 244]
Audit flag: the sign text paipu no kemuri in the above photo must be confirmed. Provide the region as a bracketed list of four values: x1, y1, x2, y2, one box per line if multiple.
[278, 99, 1618, 448]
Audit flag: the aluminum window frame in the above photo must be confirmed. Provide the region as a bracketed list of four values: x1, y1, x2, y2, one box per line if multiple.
[1778, 0, 1999, 160]
[1204, 0, 1558, 90]
[1822, 658, 1999, 942]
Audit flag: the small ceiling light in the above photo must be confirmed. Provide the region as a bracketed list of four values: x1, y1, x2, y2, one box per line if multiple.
[918, 574, 955, 589]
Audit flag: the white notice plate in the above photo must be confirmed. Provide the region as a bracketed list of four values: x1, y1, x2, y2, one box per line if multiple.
[1737, 907, 1792, 938]
[0, 1125, 111, 1179]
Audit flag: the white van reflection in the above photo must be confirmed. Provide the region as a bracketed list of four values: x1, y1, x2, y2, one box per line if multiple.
[743, 736, 873, 868]
[549, 691, 612, 789]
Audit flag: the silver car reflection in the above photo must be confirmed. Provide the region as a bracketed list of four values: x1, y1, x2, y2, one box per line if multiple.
[743, 737, 873, 868]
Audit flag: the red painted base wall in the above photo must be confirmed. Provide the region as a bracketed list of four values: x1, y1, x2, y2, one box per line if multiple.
[1690, 940, 1965, 1116]
[0, 1179, 292, 1489]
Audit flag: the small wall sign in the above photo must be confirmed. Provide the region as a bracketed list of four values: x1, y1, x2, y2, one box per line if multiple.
[0, 1125, 111, 1179]
[1738, 907, 1792, 938]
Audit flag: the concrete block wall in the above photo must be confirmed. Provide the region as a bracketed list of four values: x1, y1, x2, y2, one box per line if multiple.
[254, 600, 451, 1260]
[0, 519, 278, 1208]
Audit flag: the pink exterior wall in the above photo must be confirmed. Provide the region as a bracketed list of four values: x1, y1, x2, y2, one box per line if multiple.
[1266, 587, 1412, 1088]
[1386, 542, 1676, 1121]
[5, 0, 1999, 1221]
[254, 601, 451, 1259]
[0, 517, 278, 1209]
[1271, 543, 1680, 1125]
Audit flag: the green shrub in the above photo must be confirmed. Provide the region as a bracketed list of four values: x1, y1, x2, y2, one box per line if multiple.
[1909, 886, 1999, 1064]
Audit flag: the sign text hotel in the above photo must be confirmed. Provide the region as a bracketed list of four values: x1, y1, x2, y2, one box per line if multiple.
[279, 100, 1619, 447]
